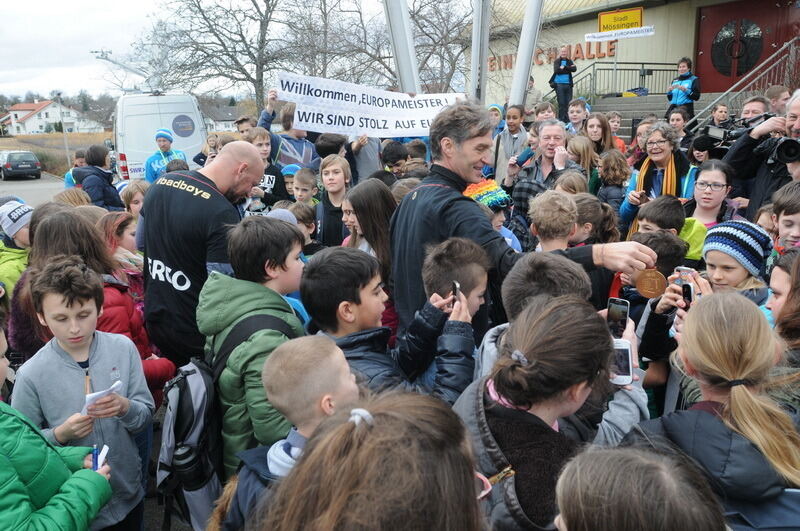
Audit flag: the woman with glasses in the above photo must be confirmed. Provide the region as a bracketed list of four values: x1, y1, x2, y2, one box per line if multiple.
[619, 122, 695, 231]
[683, 160, 744, 228]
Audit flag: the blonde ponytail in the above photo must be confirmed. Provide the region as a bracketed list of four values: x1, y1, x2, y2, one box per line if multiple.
[682, 292, 800, 486]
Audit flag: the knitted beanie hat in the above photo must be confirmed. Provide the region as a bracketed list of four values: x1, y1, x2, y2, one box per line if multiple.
[463, 179, 512, 212]
[702, 220, 773, 277]
[0, 200, 33, 238]
[487, 104, 505, 118]
[155, 128, 174, 143]
[281, 164, 302, 176]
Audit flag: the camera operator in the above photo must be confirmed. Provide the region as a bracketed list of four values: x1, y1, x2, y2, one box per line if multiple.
[724, 90, 800, 220]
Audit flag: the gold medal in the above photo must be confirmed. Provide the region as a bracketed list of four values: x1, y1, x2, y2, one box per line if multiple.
[635, 269, 668, 298]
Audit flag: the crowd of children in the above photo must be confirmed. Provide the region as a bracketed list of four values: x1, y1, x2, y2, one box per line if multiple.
[0, 80, 799, 531]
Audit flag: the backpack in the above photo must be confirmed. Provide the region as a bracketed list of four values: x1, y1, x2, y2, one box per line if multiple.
[156, 314, 298, 531]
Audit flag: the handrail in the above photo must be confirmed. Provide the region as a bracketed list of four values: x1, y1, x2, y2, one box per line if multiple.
[541, 61, 677, 103]
[687, 35, 800, 132]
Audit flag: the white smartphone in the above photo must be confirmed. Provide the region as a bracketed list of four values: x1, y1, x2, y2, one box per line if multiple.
[606, 298, 630, 339]
[610, 339, 634, 386]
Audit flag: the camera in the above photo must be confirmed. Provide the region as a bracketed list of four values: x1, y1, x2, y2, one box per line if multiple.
[775, 138, 800, 164]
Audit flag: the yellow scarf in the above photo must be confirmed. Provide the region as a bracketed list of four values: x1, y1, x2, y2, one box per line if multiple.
[626, 155, 677, 239]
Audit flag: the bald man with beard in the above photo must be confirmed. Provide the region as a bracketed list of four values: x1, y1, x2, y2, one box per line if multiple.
[141, 141, 266, 366]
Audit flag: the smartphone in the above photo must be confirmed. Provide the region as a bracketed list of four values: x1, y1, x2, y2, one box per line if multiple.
[610, 339, 634, 386]
[674, 266, 695, 286]
[452, 280, 461, 301]
[682, 283, 694, 307]
[607, 298, 629, 339]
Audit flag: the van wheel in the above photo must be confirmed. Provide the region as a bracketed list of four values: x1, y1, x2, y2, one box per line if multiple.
[34, 173, 41, 179]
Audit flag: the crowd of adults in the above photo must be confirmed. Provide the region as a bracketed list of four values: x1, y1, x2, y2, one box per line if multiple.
[0, 54, 799, 531]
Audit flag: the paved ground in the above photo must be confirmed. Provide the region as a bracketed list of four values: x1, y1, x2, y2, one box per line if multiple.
[1, 172, 65, 205]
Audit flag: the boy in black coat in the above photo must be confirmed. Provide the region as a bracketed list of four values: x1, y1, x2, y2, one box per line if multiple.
[300, 247, 475, 405]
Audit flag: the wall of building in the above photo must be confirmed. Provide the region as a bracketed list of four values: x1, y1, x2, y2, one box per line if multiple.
[479, 0, 731, 105]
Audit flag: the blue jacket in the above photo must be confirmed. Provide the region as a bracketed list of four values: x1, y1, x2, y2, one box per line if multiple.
[667, 72, 701, 107]
[222, 446, 279, 531]
[619, 156, 696, 225]
[331, 302, 475, 405]
[144, 149, 187, 184]
[72, 166, 124, 211]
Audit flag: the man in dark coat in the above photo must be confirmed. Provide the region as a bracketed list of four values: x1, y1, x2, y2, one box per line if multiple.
[550, 46, 577, 123]
[726, 93, 800, 220]
[389, 101, 657, 336]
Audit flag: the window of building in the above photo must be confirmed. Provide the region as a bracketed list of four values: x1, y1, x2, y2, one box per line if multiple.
[37, 113, 41, 118]
[13, 114, 18, 120]
[45, 112, 49, 118]
[15, 125, 20, 133]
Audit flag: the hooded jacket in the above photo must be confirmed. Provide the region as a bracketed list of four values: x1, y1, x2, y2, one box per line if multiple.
[10, 332, 154, 530]
[72, 166, 124, 211]
[0, 401, 112, 530]
[454, 378, 575, 530]
[623, 405, 800, 520]
[331, 302, 475, 405]
[196, 272, 305, 480]
[0, 237, 28, 296]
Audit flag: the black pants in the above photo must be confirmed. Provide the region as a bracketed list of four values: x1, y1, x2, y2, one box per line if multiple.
[556, 84, 573, 123]
[146, 320, 203, 368]
[99, 501, 144, 531]
[666, 102, 695, 120]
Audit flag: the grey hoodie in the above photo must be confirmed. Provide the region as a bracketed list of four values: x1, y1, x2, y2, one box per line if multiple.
[11, 331, 155, 530]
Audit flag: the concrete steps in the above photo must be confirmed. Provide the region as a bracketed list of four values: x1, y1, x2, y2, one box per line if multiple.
[590, 92, 727, 140]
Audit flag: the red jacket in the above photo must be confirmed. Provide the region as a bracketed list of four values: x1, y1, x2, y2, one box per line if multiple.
[99, 276, 175, 408]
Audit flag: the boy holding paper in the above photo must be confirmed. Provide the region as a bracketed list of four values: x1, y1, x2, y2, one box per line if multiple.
[11, 255, 154, 530]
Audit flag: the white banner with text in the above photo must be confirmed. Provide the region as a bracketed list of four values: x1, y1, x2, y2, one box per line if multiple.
[277, 71, 464, 137]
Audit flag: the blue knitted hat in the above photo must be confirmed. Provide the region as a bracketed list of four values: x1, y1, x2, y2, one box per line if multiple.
[281, 164, 302, 176]
[702, 220, 773, 277]
[155, 128, 174, 143]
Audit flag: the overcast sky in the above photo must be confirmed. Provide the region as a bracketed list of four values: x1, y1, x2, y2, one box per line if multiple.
[0, 0, 158, 98]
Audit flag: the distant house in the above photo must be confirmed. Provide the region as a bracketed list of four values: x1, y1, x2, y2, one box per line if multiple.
[201, 105, 239, 132]
[1, 100, 105, 135]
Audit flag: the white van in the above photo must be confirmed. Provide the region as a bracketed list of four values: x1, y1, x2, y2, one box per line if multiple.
[113, 93, 207, 180]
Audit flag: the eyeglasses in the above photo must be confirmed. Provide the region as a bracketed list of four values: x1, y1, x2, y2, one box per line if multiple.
[645, 140, 668, 149]
[475, 471, 492, 500]
[695, 181, 727, 192]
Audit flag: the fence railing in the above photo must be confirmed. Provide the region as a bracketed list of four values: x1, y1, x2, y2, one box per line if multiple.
[542, 61, 676, 104]
[687, 36, 800, 133]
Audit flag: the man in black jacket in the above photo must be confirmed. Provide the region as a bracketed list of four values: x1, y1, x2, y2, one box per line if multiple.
[551, 46, 576, 123]
[389, 101, 657, 335]
[726, 92, 800, 220]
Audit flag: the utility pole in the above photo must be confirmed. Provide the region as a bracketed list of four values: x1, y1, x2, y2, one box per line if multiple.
[382, 0, 421, 93]
[509, 0, 545, 106]
[469, 0, 492, 103]
[56, 92, 70, 170]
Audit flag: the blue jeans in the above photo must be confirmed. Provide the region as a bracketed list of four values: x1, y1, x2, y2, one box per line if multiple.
[556, 84, 573, 123]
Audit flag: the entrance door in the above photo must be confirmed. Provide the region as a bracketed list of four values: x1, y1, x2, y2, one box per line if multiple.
[696, 0, 784, 92]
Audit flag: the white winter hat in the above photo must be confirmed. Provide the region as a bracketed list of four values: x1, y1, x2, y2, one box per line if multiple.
[0, 201, 33, 238]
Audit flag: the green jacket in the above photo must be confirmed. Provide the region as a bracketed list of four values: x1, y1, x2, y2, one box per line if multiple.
[678, 218, 708, 261]
[196, 272, 305, 479]
[0, 240, 29, 295]
[0, 401, 112, 530]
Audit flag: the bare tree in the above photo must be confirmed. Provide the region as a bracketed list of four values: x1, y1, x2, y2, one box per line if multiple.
[279, 0, 470, 91]
[134, 0, 285, 111]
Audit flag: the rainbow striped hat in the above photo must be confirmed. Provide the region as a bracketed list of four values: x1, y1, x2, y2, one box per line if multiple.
[463, 179, 512, 211]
